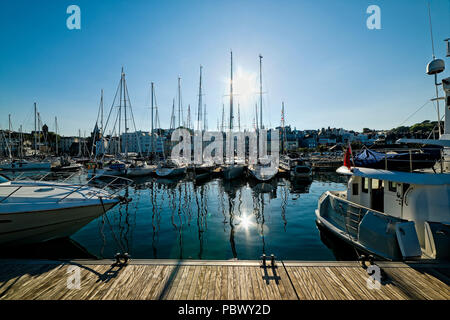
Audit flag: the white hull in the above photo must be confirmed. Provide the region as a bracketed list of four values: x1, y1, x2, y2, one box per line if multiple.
[126, 165, 156, 177]
[248, 165, 275, 181]
[0, 201, 117, 245]
[155, 166, 186, 178]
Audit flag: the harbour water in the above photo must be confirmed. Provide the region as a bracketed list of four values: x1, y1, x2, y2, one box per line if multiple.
[1, 172, 350, 261]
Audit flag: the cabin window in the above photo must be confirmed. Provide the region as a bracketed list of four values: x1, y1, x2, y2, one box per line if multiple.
[388, 181, 397, 192]
[372, 179, 382, 190]
[362, 178, 369, 193]
[352, 183, 359, 195]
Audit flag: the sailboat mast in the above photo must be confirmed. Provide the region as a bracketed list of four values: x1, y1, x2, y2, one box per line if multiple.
[151, 82, 154, 157]
[281, 102, 285, 154]
[229, 51, 234, 131]
[8, 114, 11, 146]
[55, 116, 58, 156]
[203, 104, 207, 131]
[123, 70, 128, 158]
[255, 103, 259, 130]
[178, 77, 182, 128]
[170, 98, 175, 130]
[118, 70, 122, 155]
[221, 104, 225, 132]
[259, 54, 263, 130]
[34, 102, 37, 156]
[100, 89, 104, 135]
[237, 103, 240, 132]
[197, 66, 203, 131]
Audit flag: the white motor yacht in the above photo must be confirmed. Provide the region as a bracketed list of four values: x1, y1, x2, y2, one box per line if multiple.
[0, 174, 124, 245]
[316, 44, 450, 261]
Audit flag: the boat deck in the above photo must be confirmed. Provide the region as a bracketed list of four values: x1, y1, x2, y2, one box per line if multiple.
[0, 259, 448, 300]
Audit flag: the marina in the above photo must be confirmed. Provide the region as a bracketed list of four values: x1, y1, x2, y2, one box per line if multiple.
[1, 0, 449, 305]
[0, 172, 346, 261]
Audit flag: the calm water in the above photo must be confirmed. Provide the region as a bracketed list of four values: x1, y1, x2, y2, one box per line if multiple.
[66, 172, 347, 260]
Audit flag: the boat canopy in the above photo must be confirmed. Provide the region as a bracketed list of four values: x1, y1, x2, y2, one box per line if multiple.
[396, 138, 450, 147]
[336, 166, 450, 185]
[353, 148, 440, 171]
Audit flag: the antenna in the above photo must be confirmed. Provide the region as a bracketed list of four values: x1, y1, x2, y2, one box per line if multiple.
[425, 2, 446, 137]
[428, 2, 436, 58]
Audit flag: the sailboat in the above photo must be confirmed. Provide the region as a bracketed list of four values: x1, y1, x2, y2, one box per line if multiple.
[222, 51, 245, 180]
[278, 102, 312, 180]
[192, 65, 217, 182]
[315, 26, 450, 261]
[127, 83, 159, 177]
[0, 104, 52, 171]
[156, 78, 187, 179]
[248, 54, 276, 182]
[88, 68, 150, 179]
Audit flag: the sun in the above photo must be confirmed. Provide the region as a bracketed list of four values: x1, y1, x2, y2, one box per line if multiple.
[223, 66, 258, 109]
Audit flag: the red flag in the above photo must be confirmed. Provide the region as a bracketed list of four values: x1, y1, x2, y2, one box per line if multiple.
[344, 143, 352, 169]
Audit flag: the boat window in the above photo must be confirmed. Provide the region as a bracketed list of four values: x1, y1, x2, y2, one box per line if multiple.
[362, 178, 369, 193]
[388, 181, 397, 192]
[372, 179, 382, 190]
[352, 183, 359, 195]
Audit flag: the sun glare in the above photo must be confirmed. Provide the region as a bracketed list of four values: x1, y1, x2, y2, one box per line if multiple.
[223, 66, 258, 109]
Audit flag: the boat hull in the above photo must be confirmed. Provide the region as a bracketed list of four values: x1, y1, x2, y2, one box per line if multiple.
[315, 191, 422, 261]
[126, 166, 156, 177]
[0, 200, 118, 246]
[223, 165, 244, 180]
[155, 167, 186, 178]
[248, 166, 275, 181]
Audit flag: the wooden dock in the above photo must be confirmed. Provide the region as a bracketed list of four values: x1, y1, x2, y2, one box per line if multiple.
[0, 259, 448, 300]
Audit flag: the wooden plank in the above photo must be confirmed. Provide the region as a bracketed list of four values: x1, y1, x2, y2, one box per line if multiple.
[308, 266, 342, 300]
[227, 266, 234, 300]
[138, 265, 165, 300]
[194, 264, 206, 300]
[0, 260, 448, 301]
[337, 267, 383, 300]
[248, 266, 261, 300]
[206, 266, 216, 300]
[150, 265, 175, 299]
[172, 266, 189, 300]
[292, 266, 327, 300]
[186, 266, 201, 300]
[220, 266, 228, 300]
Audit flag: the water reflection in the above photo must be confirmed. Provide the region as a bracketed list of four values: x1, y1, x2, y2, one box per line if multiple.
[0, 172, 348, 260]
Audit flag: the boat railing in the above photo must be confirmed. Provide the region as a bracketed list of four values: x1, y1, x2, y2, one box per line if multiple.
[0, 186, 22, 203]
[325, 191, 405, 241]
[57, 174, 133, 202]
[0, 174, 133, 203]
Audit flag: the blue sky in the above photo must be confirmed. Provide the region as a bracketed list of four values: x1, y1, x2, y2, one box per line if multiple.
[1, 0, 449, 136]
